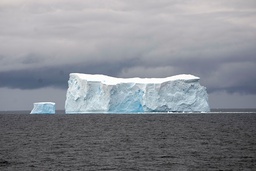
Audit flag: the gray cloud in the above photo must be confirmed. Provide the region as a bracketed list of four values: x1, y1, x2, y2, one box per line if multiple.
[0, 0, 256, 96]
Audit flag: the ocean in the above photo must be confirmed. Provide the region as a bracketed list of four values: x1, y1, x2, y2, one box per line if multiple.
[0, 110, 255, 171]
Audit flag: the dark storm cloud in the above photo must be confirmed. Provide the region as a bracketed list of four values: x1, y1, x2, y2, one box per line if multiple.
[1, 54, 255, 95]
[0, 0, 256, 95]
[0, 57, 140, 89]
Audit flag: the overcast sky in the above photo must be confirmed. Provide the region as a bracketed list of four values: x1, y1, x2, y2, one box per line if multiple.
[0, 0, 256, 110]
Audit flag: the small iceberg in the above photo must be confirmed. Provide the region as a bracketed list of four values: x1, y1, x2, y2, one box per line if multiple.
[30, 102, 55, 114]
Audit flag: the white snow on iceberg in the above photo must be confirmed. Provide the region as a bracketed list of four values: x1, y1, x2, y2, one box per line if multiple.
[65, 73, 210, 113]
[30, 102, 55, 114]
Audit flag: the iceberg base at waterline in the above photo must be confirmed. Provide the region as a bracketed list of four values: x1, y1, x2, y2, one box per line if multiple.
[30, 102, 56, 114]
[65, 73, 210, 114]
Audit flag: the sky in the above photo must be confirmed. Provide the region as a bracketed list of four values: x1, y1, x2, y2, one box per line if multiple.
[0, 0, 256, 110]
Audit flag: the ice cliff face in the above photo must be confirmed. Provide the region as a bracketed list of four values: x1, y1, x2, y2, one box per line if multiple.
[30, 102, 55, 114]
[65, 73, 210, 113]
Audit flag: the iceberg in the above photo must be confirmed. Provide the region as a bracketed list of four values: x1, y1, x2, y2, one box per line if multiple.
[30, 102, 55, 114]
[65, 73, 210, 114]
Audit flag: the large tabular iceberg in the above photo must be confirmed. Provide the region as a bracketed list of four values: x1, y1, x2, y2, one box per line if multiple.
[30, 102, 55, 114]
[65, 73, 210, 113]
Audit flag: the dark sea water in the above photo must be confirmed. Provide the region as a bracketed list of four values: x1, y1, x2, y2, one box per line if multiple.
[0, 110, 256, 171]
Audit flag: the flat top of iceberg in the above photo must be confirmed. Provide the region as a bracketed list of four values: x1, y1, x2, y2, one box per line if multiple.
[34, 102, 55, 105]
[71, 73, 200, 85]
